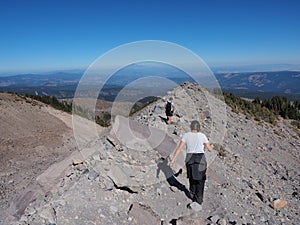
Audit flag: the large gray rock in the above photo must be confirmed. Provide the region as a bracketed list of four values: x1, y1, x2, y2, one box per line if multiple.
[109, 115, 177, 158]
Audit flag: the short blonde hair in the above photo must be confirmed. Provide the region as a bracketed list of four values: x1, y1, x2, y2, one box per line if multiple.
[190, 120, 200, 132]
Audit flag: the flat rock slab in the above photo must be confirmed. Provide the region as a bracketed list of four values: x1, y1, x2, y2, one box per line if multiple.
[128, 202, 161, 225]
[110, 115, 176, 158]
[107, 164, 139, 192]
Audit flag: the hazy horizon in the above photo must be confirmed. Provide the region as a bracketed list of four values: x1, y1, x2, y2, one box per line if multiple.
[1, 62, 300, 77]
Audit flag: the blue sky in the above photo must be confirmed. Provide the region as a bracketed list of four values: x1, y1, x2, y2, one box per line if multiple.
[0, 0, 299, 74]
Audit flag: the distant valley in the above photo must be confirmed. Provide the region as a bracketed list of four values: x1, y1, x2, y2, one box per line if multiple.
[0, 67, 299, 100]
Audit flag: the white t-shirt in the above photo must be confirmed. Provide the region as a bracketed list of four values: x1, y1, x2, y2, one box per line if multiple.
[182, 132, 209, 153]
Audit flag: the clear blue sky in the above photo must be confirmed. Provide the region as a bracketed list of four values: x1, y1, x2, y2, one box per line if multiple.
[0, 0, 299, 73]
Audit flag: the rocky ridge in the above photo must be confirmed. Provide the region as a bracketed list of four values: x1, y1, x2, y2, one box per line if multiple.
[5, 82, 300, 225]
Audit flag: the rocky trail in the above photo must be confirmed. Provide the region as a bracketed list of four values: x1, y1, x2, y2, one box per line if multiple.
[1, 82, 299, 225]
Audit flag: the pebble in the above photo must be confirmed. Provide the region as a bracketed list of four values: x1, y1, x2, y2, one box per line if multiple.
[8, 179, 14, 184]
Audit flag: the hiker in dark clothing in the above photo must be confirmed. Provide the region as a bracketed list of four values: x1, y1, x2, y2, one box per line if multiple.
[165, 97, 175, 124]
[170, 120, 213, 205]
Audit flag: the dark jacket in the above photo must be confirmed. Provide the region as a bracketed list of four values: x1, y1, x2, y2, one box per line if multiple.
[186, 153, 207, 180]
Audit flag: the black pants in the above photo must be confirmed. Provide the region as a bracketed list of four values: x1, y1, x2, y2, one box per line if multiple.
[186, 153, 207, 204]
[189, 178, 205, 204]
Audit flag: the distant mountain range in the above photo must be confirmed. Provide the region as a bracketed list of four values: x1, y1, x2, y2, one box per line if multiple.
[0, 66, 299, 100]
[211, 63, 300, 73]
[0, 72, 82, 87]
[215, 71, 300, 96]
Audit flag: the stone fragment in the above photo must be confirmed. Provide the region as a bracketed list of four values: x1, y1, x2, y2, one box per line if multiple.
[25, 206, 36, 215]
[169, 186, 178, 192]
[187, 202, 202, 212]
[218, 218, 227, 225]
[39, 205, 56, 224]
[210, 215, 220, 223]
[99, 152, 107, 160]
[72, 158, 83, 165]
[88, 169, 99, 180]
[20, 215, 28, 222]
[75, 163, 86, 171]
[271, 199, 287, 209]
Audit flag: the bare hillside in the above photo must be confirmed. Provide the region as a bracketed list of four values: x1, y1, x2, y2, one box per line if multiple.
[2, 83, 300, 225]
[0, 93, 106, 224]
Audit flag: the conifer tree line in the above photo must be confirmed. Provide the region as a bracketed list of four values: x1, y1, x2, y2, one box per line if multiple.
[222, 91, 300, 125]
[25, 94, 73, 112]
[259, 96, 300, 120]
[24, 94, 111, 127]
[7, 91, 300, 128]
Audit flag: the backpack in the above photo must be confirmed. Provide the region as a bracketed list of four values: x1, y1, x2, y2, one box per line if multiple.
[166, 101, 172, 113]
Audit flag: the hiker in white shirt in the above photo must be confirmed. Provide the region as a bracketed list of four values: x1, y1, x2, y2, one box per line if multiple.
[170, 120, 213, 205]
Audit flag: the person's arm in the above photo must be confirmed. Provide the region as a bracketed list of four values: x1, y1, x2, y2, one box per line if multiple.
[204, 142, 213, 152]
[170, 141, 185, 167]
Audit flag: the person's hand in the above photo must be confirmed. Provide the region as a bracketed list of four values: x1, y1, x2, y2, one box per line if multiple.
[169, 158, 174, 167]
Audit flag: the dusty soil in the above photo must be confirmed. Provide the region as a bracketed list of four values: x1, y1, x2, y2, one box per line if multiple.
[0, 93, 77, 220]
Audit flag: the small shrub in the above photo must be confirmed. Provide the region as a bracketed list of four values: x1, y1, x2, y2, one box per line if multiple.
[213, 143, 227, 157]
[274, 129, 286, 138]
[291, 120, 300, 129]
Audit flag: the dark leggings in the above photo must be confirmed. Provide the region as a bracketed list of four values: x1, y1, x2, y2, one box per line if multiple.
[189, 178, 206, 204]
